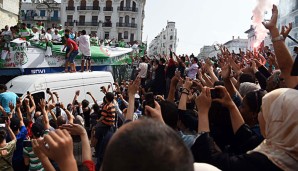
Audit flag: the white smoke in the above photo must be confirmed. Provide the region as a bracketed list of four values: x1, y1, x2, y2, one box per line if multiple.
[252, 0, 276, 47]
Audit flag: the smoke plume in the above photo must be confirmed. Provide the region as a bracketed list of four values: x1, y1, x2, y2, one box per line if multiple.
[252, 0, 275, 47]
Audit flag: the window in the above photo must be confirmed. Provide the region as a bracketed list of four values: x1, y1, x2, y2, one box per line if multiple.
[132, 1, 136, 9]
[40, 10, 46, 16]
[106, 0, 112, 7]
[79, 15, 85, 23]
[67, 15, 73, 22]
[124, 31, 128, 39]
[126, 0, 131, 7]
[125, 15, 129, 23]
[130, 33, 134, 42]
[92, 16, 98, 22]
[93, 0, 99, 7]
[68, 0, 74, 7]
[170, 35, 173, 40]
[119, 17, 123, 23]
[53, 10, 58, 18]
[131, 18, 135, 24]
[120, 1, 124, 8]
[81, 0, 86, 7]
[105, 32, 110, 39]
[169, 44, 173, 49]
[118, 33, 123, 40]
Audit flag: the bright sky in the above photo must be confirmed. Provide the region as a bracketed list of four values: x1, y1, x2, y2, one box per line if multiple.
[143, 0, 279, 55]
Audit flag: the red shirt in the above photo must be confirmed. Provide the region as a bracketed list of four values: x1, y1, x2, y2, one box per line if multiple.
[66, 38, 79, 51]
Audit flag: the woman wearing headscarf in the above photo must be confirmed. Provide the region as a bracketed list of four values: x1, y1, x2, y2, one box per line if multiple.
[192, 87, 298, 171]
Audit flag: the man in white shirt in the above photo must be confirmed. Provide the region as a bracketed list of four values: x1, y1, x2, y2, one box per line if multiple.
[78, 30, 91, 72]
[186, 57, 199, 80]
[29, 27, 40, 42]
[44, 28, 52, 42]
[137, 57, 148, 87]
[52, 29, 61, 43]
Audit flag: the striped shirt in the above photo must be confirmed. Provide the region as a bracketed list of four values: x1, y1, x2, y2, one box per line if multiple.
[23, 147, 44, 171]
[101, 103, 116, 126]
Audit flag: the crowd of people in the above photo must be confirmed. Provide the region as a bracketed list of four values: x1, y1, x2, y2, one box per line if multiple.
[0, 21, 143, 73]
[0, 5, 297, 171]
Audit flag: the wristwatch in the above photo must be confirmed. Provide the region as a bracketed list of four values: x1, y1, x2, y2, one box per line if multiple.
[271, 35, 285, 42]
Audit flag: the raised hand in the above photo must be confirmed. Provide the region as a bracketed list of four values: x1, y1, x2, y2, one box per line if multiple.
[281, 23, 292, 39]
[60, 123, 86, 136]
[195, 87, 212, 113]
[145, 101, 164, 124]
[39, 99, 47, 109]
[128, 78, 140, 96]
[221, 65, 231, 80]
[262, 5, 278, 31]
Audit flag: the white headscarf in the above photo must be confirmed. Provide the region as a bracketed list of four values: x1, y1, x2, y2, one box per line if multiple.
[252, 88, 298, 171]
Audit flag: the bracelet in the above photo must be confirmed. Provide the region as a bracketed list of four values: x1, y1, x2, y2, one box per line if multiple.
[271, 35, 284, 43]
[182, 88, 190, 93]
[181, 91, 189, 95]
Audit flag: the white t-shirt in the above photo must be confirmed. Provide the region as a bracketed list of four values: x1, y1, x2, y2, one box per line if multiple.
[138, 62, 148, 78]
[52, 34, 61, 42]
[78, 35, 91, 56]
[45, 33, 52, 41]
[1, 30, 12, 36]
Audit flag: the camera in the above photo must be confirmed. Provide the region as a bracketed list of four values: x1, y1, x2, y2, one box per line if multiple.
[46, 88, 50, 94]
[210, 89, 221, 99]
[23, 140, 32, 147]
[144, 92, 155, 109]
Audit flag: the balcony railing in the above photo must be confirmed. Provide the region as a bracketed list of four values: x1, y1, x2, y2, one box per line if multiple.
[66, 6, 75, 10]
[77, 6, 100, 11]
[116, 22, 137, 28]
[103, 7, 113, 11]
[102, 22, 112, 27]
[34, 16, 48, 21]
[65, 22, 75, 26]
[117, 7, 138, 12]
[77, 22, 99, 26]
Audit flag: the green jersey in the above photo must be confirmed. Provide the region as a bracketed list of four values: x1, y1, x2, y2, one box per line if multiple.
[19, 28, 32, 40]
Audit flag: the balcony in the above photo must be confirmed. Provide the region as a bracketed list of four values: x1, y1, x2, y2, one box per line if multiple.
[77, 6, 100, 11]
[102, 22, 112, 27]
[116, 22, 137, 28]
[103, 7, 113, 11]
[34, 16, 48, 21]
[66, 6, 75, 11]
[77, 22, 99, 26]
[65, 22, 75, 26]
[117, 7, 138, 12]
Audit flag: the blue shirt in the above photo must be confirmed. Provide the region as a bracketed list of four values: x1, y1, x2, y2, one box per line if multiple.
[13, 126, 28, 162]
[0, 91, 18, 114]
[178, 131, 196, 149]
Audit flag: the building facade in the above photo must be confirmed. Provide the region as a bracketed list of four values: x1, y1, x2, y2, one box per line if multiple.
[60, 0, 146, 43]
[224, 36, 248, 54]
[148, 21, 177, 56]
[198, 45, 219, 59]
[278, 0, 298, 55]
[0, 0, 19, 29]
[245, 25, 272, 52]
[21, 1, 61, 29]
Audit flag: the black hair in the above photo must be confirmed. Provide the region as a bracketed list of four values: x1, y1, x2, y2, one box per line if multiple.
[244, 90, 266, 114]
[239, 73, 255, 84]
[64, 34, 70, 39]
[81, 30, 86, 35]
[159, 101, 179, 129]
[160, 58, 166, 64]
[105, 92, 114, 102]
[0, 84, 7, 91]
[141, 57, 146, 62]
[31, 123, 45, 138]
[0, 129, 7, 143]
[10, 117, 21, 132]
[193, 57, 198, 63]
[102, 118, 194, 171]
[47, 28, 51, 31]
[81, 99, 90, 108]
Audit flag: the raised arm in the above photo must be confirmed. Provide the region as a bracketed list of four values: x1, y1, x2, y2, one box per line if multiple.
[263, 5, 298, 88]
[15, 100, 24, 127]
[39, 99, 50, 130]
[87, 92, 97, 105]
[126, 78, 140, 121]
[167, 71, 181, 102]
[178, 77, 192, 110]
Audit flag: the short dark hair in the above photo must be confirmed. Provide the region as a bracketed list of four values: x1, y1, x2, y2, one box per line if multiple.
[65, 29, 70, 33]
[10, 117, 21, 132]
[47, 28, 51, 31]
[0, 84, 7, 91]
[193, 57, 198, 63]
[105, 92, 114, 102]
[81, 30, 86, 35]
[102, 119, 194, 171]
[159, 101, 179, 129]
[81, 99, 89, 108]
[64, 34, 70, 39]
[0, 129, 7, 143]
[239, 73, 255, 84]
[31, 123, 44, 138]
[141, 57, 146, 62]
